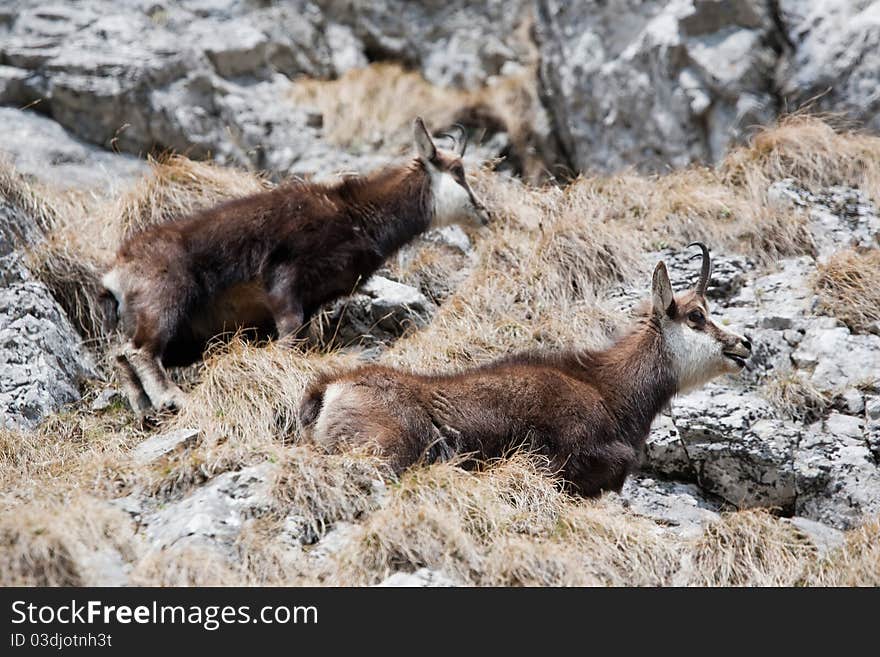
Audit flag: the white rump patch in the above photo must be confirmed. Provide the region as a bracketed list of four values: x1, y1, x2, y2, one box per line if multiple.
[314, 382, 352, 443]
[101, 267, 127, 317]
[430, 170, 471, 228]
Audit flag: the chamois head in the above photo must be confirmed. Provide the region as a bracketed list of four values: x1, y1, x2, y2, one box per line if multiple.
[413, 117, 491, 229]
[651, 243, 752, 392]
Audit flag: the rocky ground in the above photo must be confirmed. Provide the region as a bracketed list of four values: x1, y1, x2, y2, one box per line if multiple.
[1, 1, 879, 586]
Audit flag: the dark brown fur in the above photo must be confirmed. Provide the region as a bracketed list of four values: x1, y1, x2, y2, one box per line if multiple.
[109, 161, 434, 366]
[300, 254, 752, 497]
[301, 317, 677, 496]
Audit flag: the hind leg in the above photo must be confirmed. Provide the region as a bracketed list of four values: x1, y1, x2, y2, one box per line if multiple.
[113, 349, 152, 414]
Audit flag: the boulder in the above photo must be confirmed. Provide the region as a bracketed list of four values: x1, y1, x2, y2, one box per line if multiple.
[777, 0, 880, 133]
[0, 107, 147, 191]
[620, 474, 722, 536]
[535, 0, 780, 173]
[0, 254, 96, 429]
[315, 275, 435, 350]
[316, 0, 533, 89]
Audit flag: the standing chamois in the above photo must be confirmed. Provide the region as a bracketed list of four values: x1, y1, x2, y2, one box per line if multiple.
[102, 118, 490, 413]
[299, 244, 753, 496]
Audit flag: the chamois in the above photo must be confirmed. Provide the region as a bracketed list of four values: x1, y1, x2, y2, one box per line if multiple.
[102, 118, 490, 413]
[299, 244, 753, 496]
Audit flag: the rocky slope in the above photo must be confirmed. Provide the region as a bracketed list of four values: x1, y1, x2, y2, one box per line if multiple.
[0, 1, 878, 586]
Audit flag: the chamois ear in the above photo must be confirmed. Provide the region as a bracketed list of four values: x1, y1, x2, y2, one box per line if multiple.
[413, 116, 437, 163]
[652, 261, 676, 317]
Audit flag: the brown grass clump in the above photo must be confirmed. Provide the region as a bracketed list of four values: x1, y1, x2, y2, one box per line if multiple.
[271, 446, 391, 541]
[115, 154, 270, 240]
[722, 114, 880, 200]
[803, 519, 880, 586]
[329, 454, 682, 586]
[762, 369, 831, 423]
[687, 510, 816, 586]
[813, 249, 880, 334]
[0, 497, 136, 586]
[289, 63, 554, 181]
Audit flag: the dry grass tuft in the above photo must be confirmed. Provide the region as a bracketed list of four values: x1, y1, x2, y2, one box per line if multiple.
[129, 545, 244, 586]
[271, 446, 390, 541]
[330, 454, 681, 586]
[0, 497, 136, 586]
[289, 63, 553, 181]
[687, 510, 816, 586]
[813, 249, 880, 334]
[0, 160, 58, 249]
[803, 519, 880, 586]
[722, 114, 880, 200]
[763, 369, 831, 423]
[115, 154, 270, 240]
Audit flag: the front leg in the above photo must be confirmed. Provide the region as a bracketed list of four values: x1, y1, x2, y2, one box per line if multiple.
[268, 292, 304, 339]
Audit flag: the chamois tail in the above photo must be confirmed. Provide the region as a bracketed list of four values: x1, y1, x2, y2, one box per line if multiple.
[298, 380, 330, 431]
[99, 287, 119, 334]
[99, 269, 122, 334]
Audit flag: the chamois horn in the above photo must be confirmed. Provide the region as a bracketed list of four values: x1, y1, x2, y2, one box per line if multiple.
[687, 241, 712, 296]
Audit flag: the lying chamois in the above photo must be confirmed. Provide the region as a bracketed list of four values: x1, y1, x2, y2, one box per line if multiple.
[102, 118, 490, 413]
[300, 244, 752, 496]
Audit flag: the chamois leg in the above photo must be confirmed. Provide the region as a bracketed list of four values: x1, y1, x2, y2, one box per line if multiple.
[124, 343, 186, 412]
[267, 288, 305, 340]
[113, 349, 152, 414]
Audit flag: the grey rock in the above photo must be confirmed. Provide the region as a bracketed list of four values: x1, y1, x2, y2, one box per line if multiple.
[866, 396, 880, 421]
[840, 388, 865, 415]
[778, 0, 880, 134]
[0, 107, 147, 191]
[786, 516, 845, 556]
[535, 0, 778, 173]
[130, 428, 200, 465]
[0, 254, 96, 429]
[425, 225, 473, 254]
[317, 0, 532, 89]
[0, 1, 367, 177]
[620, 474, 721, 536]
[794, 418, 880, 529]
[792, 324, 880, 394]
[316, 275, 435, 349]
[143, 464, 276, 552]
[377, 568, 458, 587]
[90, 388, 122, 412]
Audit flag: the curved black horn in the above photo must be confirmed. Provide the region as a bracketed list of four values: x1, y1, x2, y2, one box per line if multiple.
[687, 242, 712, 296]
[450, 123, 468, 156]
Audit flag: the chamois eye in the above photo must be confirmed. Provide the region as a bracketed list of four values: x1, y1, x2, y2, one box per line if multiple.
[688, 310, 705, 324]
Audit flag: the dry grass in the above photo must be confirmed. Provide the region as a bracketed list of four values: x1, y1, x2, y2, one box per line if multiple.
[762, 369, 832, 423]
[290, 63, 554, 181]
[813, 249, 880, 334]
[803, 519, 880, 586]
[722, 114, 880, 201]
[687, 510, 816, 586]
[2, 115, 880, 586]
[0, 497, 136, 586]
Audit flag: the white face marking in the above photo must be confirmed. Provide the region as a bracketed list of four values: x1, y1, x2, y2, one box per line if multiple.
[663, 321, 727, 392]
[430, 168, 473, 228]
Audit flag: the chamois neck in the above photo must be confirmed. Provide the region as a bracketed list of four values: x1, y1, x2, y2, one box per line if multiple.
[345, 160, 433, 256]
[588, 318, 677, 445]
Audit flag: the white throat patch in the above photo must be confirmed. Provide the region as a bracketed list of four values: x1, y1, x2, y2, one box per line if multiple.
[663, 321, 724, 392]
[430, 169, 471, 228]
